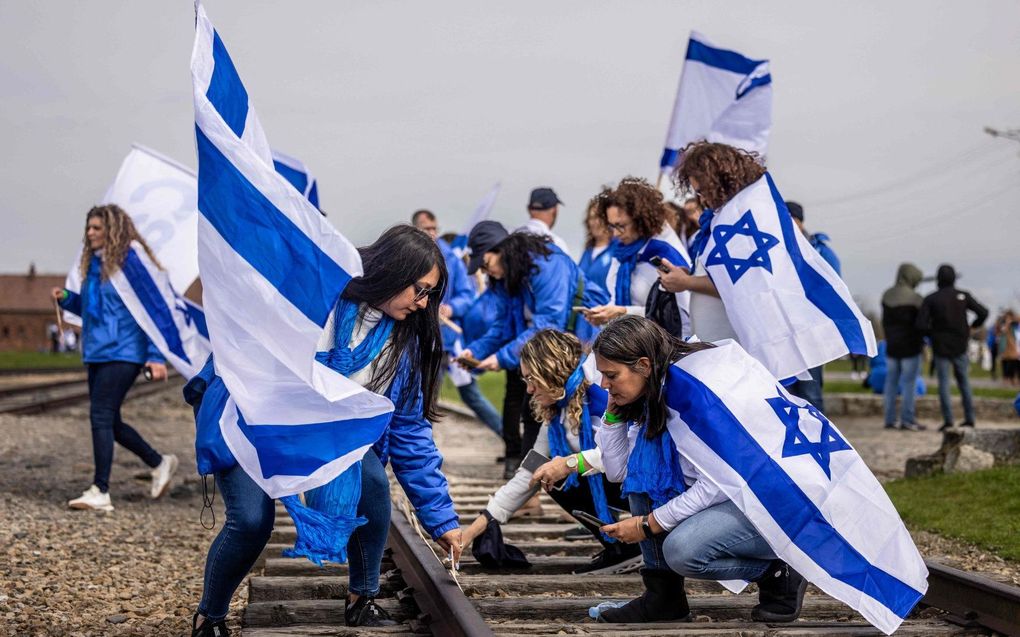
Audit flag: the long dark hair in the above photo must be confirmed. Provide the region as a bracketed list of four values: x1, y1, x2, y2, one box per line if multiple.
[492, 232, 553, 295]
[592, 316, 713, 438]
[342, 225, 447, 420]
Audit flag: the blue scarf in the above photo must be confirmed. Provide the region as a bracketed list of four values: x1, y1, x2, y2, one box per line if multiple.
[546, 366, 615, 542]
[688, 208, 716, 262]
[83, 256, 103, 325]
[281, 298, 395, 565]
[621, 421, 686, 509]
[611, 239, 648, 306]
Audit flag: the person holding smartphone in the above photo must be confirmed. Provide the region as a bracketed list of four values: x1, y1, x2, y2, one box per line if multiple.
[584, 178, 692, 338]
[458, 329, 640, 574]
[52, 205, 178, 512]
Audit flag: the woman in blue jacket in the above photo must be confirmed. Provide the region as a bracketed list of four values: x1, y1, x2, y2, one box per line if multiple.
[52, 204, 178, 513]
[188, 226, 461, 635]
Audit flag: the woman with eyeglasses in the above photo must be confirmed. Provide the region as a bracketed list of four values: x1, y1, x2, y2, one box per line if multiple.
[459, 329, 641, 573]
[583, 178, 692, 339]
[457, 221, 608, 479]
[187, 226, 461, 635]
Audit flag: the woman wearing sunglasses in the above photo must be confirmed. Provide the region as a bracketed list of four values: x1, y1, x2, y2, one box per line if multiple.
[459, 329, 641, 573]
[188, 226, 461, 635]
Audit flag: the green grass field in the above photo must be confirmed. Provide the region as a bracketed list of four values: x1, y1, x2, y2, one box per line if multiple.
[824, 379, 1018, 400]
[441, 371, 507, 407]
[0, 351, 82, 370]
[885, 465, 1020, 562]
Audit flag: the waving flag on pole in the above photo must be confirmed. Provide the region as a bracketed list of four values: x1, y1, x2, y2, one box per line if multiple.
[696, 173, 876, 379]
[272, 149, 320, 209]
[451, 182, 501, 258]
[658, 31, 772, 187]
[666, 341, 927, 635]
[190, 2, 393, 500]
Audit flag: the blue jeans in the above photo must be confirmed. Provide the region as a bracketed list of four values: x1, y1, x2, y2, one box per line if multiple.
[87, 361, 162, 493]
[457, 378, 502, 435]
[883, 355, 921, 425]
[197, 452, 392, 621]
[627, 494, 670, 571]
[662, 500, 775, 581]
[788, 365, 824, 413]
[935, 354, 975, 425]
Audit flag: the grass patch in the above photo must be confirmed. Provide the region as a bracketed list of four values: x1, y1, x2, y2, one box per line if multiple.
[441, 371, 507, 408]
[825, 356, 996, 380]
[824, 379, 1018, 400]
[0, 351, 82, 370]
[885, 465, 1020, 561]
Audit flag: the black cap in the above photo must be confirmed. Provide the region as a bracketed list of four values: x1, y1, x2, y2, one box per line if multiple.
[466, 220, 509, 274]
[528, 187, 562, 210]
[785, 201, 804, 222]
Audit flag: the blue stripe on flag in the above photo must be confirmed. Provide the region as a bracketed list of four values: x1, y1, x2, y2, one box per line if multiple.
[121, 250, 191, 363]
[184, 300, 210, 339]
[767, 174, 868, 354]
[659, 147, 681, 170]
[273, 159, 309, 196]
[665, 366, 924, 618]
[686, 38, 763, 76]
[307, 180, 319, 209]
[736, 73, 772, 99]
[195, 126, 350, 327]
[206, 31, 249, 138]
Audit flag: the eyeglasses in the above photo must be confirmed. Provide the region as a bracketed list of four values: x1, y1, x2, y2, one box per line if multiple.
[412, 282, 440, 303]
[606, 221, 631, 233]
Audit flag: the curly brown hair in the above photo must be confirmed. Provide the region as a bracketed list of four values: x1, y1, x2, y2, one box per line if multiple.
[519, 330, 586, 433]
[78, 204, 162, 281]
[673, 142, 765, 210]
[594, 176, 666, 240]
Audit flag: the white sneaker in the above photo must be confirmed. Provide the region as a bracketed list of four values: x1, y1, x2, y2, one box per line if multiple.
[68, 485, 114, 512]
[150, 454, 179, 499]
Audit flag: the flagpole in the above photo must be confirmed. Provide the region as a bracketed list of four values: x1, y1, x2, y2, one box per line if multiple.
[53, 298, 66, 336]
[440, 315, 463, 335]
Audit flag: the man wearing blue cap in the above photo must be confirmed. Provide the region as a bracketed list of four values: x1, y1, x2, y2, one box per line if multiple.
[516, 186, 572, 258]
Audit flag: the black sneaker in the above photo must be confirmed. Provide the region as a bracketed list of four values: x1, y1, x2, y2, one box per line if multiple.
[883, 423, 897, 430]
[574, 543, 643, 574]
[938, 422, 953, 432]
[191, 613, 229, 637]
[960, 421, 975, 428]
[345, 596, 397, 627]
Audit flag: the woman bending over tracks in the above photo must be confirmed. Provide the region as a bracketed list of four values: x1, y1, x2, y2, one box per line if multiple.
[459, 329, 641, 574]
[186, 226, 463, 636]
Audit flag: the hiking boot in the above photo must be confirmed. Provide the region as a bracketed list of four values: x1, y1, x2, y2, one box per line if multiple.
[345, 596, 396, 627]
[899, 422, 926, 432]
[191, 613, 229, 637]
[150, 454, 179, 499]
[574, 543, 643, 575]
[597, 568, 691, 623]
[938, 422, 953, 432]
[68, 485, 114, 512]
[752, 559, 808, 622]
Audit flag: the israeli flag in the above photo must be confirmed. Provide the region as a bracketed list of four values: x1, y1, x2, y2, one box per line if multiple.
[659, 31, 772, 180]
[272, 149, 320, 210]
[698, 173, 876, 380]
[451, 182, 501, 258]
[191, 3, 393, 497]
[666, 341, 927, 634]
[109, 242, 212, 379]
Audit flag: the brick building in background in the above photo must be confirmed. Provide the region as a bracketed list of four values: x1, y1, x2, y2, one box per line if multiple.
[0, 265, 68, 352]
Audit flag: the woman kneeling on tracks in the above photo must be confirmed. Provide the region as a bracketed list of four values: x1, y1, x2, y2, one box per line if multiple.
[591, 316, 805, 624]
[186, 226, 462, 636]
[459, 329, 642, 574]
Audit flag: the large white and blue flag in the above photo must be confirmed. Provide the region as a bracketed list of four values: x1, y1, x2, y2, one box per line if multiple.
[272, 149, 320, 210]
[451, 182, 501, 258]
[191, 3, 393, 498]
[665, 341, 927, 634]
[659, 31, 772, 183]
[696, 173, 876, 380]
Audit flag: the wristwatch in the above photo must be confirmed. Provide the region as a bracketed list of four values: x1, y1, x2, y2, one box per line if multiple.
[565, 455, 579, 471]
[640, 515, 654, 539]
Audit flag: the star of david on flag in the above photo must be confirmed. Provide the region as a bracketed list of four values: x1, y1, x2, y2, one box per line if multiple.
[704, 209, 780, 283]
[766, 389, 851, 479]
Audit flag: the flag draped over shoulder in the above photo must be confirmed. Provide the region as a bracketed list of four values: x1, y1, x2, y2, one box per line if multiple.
[698, 173, 876, 379]
[451, 182, 500, 258]
[272, 149, 320, 209]
[666, 341, 927, 635]
[659, 31, 772, 180]
[190, 3, 393, 498]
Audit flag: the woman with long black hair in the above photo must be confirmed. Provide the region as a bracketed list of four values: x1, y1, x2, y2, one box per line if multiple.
[188, 226, 461, 636]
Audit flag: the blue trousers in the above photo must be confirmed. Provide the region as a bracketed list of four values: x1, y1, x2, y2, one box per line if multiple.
[788, 365, 824, 413]
[457, 378, 502, 435]
[935, 354, 975, 425]
[883, 355, 921, 425]
[197, 452, 391, 621]
[86, 361, 162, 493]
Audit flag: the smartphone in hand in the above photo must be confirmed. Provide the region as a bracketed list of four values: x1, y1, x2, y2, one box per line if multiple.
[572, 509, 611, 528]
[521, 449, 551, 473]
[648, 255, 672, 274]
[457, 354, 482, 369]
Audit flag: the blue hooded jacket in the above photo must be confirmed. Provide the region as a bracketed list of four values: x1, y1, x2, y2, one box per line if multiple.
[437, 239, 475, 351]
[59, 255, 164, 365]
[462, 287, 506, 345]
[809, 232, 841, 277]
[465, 246, 608, 370]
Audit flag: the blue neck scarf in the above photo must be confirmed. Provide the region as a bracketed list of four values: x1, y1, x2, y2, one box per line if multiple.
[611, 238, 648, 306]
[688, 208, 716, 262]
[546, 365, 616, 542]
[621, 420, 686, 509]
[83, 256, 103, 325]
[284, 298, 395, 566]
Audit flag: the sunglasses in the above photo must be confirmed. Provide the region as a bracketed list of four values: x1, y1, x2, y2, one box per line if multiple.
[412, 282, 441, 303]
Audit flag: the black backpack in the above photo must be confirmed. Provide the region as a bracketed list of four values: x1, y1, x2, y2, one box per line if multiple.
[645, 283, 684, 338]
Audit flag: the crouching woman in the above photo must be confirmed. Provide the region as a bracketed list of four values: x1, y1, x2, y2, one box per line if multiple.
[592, 316, 805, 624]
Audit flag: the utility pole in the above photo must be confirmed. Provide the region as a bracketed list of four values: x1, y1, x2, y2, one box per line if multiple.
[984, 126, 1020, 143]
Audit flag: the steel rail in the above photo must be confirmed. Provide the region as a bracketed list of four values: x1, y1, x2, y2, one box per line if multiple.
[923, 559, 1020, 636]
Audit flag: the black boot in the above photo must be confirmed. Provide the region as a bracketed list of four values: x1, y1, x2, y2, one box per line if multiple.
[597, 569, 691, 623]
[752, 559, 808, 622]
[191, 613, 229, 637]
[345, 596, 397, 627]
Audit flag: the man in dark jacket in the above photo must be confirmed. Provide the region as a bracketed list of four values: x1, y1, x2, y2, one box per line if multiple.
[881, 263, 925, 430]
[917, 264, 989, 430]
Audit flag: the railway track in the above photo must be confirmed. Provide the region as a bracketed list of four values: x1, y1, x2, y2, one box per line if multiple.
[0, 370, 180, 415]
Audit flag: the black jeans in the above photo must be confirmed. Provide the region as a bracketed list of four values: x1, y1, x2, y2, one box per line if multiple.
[87, 361, 163, 492]
[547, 474, 627, 550]
[501, 368, 541, 459]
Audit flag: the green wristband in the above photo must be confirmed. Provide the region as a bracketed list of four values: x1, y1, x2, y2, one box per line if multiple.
[603, 411, 624, 424]
[576, 452, 586, 475]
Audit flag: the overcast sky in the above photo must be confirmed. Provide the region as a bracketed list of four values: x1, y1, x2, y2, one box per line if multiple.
[2, 1, 1019, 314]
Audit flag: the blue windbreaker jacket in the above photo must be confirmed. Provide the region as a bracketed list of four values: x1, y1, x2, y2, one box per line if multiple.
[438, 239, 475, 351]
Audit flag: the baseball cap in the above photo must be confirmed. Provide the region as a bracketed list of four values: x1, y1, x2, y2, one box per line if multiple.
[466, 220, 510, 274]
[528, 187, 563, 210]
[785, 201, 804, 222]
